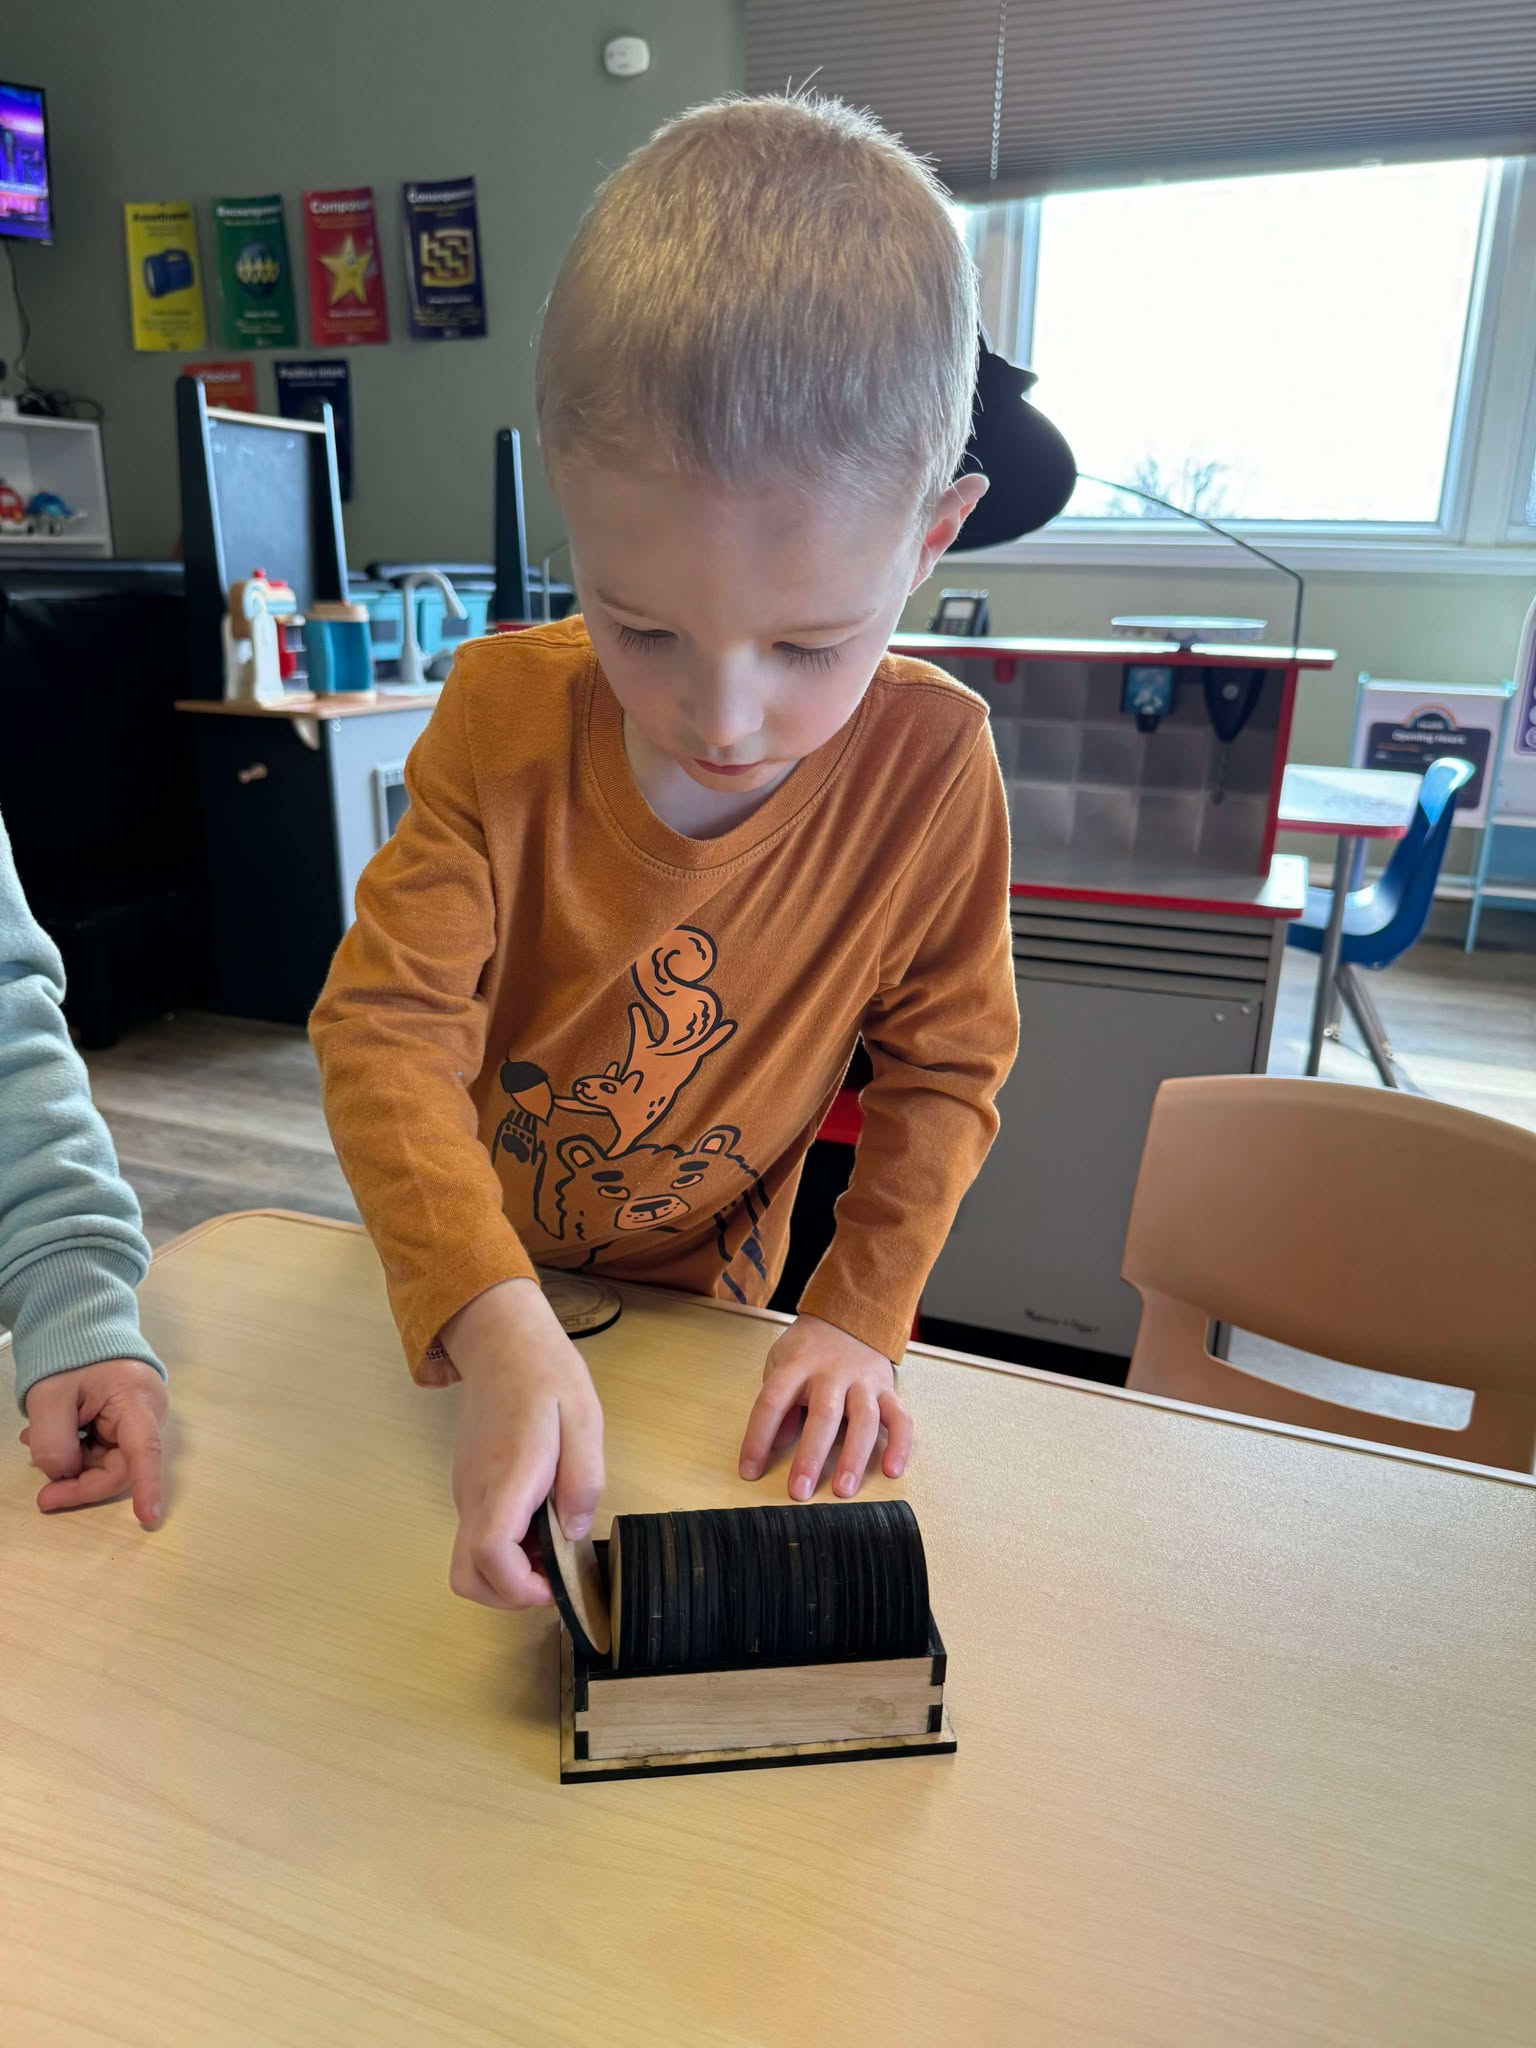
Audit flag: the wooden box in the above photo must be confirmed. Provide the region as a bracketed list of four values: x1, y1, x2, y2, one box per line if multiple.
[557, 1540, 955, 1784]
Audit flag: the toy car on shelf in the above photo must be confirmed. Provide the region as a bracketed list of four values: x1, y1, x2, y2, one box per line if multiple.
[25, 490, 83, 536]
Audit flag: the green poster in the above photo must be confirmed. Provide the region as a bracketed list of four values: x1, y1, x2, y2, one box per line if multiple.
[212, 194, 297, 349]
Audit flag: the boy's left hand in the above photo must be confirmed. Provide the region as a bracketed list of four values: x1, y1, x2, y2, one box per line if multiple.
[738, 1314, 911, 1501]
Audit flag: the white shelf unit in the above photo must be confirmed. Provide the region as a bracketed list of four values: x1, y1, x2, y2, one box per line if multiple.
[0, 413, 113, 557]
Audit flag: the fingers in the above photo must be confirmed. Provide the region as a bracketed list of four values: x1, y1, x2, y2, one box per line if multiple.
[552, 1390, 605, 1541]
[36, 1449, 133, 1514]
[450, 1422, 560, 1611]
[450, 1475, 553, 1611]
[788, 1385, 845, 1502]
[113, 1397, 165, 1530]
[879, 1387, 913, 1478]
[22, 1377, 85, 1485]
[770, 1409, 801, 1461]
[738, 1368, 804, 1481]
[833, 1386, 881, 1498]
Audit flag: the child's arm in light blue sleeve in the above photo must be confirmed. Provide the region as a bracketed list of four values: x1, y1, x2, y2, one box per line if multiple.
[0, 809, 164, 1415]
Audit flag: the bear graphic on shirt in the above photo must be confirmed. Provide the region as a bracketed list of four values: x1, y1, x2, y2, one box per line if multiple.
[491, 923, 752, 1249]
[539, 1123, 757, 1245]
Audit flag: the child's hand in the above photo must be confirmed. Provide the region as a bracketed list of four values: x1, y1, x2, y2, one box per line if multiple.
[738, 1314, 911, 1501]
[442, 1278, 605, 1611]
[19, 1359, 168, 1528]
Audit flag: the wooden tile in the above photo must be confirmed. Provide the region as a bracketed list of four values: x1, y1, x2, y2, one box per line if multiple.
[83, 1014, 359, 1247]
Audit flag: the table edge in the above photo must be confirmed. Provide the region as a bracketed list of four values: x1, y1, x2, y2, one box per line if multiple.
[146, 1211, 1535, 1493]
[174, 694, 440, 720]
[1279, 817, 1411, 840]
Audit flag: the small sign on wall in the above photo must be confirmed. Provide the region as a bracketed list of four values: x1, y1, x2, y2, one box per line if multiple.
[401, 176, 487, 340]
[1351, 678, 1512, 830]
[275, 359, 353, 499]
[124, 200, 207, 351]
[186, 361, 257, 412]
[303, 187, 388, 347]
[1499, 590, 1536, 820]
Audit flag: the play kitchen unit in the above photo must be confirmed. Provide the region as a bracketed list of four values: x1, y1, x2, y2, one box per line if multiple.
[899, 628, 1335, 1371]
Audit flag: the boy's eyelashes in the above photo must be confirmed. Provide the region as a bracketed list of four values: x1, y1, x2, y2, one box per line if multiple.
[612, 623, 843, 672]
[778, 642, 843, 673]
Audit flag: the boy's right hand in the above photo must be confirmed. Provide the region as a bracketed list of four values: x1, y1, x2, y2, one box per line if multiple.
[441, 1278, 605, 1611]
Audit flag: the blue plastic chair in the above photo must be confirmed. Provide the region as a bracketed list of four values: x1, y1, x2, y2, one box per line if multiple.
[1287, 755, 1475, 1087]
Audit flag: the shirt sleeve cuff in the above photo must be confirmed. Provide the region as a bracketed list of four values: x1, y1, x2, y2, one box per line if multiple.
[796, 1266, 918, 1366]
[5, 1246, 165, 1413]
[390, 1229, 542, 1384]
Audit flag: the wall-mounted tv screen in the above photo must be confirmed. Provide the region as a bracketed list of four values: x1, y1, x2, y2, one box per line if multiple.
[0, 82, 51, 244]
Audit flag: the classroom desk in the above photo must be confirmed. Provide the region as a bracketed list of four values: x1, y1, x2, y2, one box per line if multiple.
[4, 1211, 1532, 2047]
[1279, 763, 1421, 1077]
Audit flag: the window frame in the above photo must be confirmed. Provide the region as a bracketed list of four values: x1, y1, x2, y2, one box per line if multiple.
[962, 156, 1536, 574]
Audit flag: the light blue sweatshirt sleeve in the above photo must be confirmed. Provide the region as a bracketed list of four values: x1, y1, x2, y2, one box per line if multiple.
[0, 807, 164, 1412]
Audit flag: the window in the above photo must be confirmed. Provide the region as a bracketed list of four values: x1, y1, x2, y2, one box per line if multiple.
[961, 156, 1536, 559]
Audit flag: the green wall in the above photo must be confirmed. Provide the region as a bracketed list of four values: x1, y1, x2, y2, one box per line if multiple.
[1, 0, 743, 562]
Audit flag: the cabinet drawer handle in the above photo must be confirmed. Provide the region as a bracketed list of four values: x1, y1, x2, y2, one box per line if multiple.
[236, 762, 269, 784]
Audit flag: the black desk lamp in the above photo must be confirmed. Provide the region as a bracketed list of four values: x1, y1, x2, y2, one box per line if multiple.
[949, 335, 1078, 549]
[949, 334, 1306, 649]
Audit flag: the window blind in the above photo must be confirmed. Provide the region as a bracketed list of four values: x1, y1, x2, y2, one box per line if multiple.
[743, 0, 1536, 197]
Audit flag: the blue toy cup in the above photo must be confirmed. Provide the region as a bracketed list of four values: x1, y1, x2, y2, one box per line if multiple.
[305, 603, 374, 694]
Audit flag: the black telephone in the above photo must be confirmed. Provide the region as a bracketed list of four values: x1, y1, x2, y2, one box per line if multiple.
[929, 589, 990, 637]
[1203, 667, 1267, 803]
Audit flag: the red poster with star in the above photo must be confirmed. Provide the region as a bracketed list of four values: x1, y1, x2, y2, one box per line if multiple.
[302, 186, 389, 346]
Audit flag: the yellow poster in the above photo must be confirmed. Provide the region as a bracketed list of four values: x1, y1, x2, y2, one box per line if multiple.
[124, 200, 207, 351]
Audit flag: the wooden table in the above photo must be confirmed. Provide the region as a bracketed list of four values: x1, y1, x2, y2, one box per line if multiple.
[1279, 762, 1422, 1077]
[4, 1212, 1531, 2047]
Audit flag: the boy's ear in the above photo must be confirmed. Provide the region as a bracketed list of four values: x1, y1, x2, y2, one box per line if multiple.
[911, 474, 990, 591]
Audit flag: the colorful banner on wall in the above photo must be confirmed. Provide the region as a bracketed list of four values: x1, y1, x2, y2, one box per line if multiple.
[401, 176, 487, 340]
[186, 360, 258, 412]
[275, 359, 353, 499]
[124, 200, 207, 351]
[303, 187, 388, 346]
[212, 194, 298, 349]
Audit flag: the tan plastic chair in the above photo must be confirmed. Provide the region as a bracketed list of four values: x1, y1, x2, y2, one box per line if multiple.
[1122, 1075, 1536, 1471]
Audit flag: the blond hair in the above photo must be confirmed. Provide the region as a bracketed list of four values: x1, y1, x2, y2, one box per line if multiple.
[536, 94, 977, 519]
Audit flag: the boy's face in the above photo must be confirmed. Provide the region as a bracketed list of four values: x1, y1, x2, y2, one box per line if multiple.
[558, 458, 986, 797]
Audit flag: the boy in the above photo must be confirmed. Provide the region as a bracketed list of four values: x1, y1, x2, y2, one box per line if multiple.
[310, 94, 1017, 1613]
[1, 806, 167, 1527]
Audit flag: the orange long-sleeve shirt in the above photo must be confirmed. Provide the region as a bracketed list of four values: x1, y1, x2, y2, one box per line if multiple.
[310, 617, 1017, 1377]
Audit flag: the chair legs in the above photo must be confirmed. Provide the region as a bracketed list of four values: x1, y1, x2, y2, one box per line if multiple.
[1336, 964, 1417, 1092]
[1323, 845, 1367, 1047]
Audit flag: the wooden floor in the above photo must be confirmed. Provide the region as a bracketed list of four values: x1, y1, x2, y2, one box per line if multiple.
[86, 1011, 360, 1245]
[80, 938, 1535, 1438]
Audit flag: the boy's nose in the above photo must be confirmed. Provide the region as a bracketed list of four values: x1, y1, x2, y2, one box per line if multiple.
[687, 673, 763, 753]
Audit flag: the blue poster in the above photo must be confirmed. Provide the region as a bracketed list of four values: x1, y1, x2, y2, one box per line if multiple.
[401, 176, 487, 340]
[274, 359, 353, 500]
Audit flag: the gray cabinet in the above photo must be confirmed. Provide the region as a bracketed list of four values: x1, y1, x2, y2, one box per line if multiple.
[190, 702, 433, 1026]
[925, 898, 1284, 1360]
